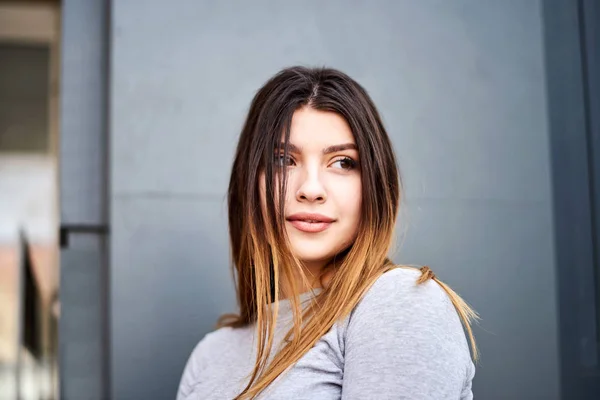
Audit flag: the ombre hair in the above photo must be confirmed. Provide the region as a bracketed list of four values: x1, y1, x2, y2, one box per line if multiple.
[220, 66, 478, 400]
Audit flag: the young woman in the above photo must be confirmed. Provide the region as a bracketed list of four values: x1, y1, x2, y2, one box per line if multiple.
[177, 66, 478, 400]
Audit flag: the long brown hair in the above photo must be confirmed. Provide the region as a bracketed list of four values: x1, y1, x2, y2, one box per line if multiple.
[221, 66, 478, 399]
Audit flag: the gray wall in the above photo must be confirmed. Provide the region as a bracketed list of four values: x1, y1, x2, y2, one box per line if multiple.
[59, 0, 108, 398]
[108, 1, 558, 399]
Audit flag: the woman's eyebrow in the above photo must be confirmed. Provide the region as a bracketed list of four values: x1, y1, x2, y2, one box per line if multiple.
[277, 143, 302, 153]
[322, 143, 357, 154]
[276, 142, 357, 154]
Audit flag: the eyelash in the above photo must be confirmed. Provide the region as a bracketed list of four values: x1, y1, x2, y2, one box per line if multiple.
[275, 154, 295, 167]
[274, 155, 358, 171]
[331, 157, 358, 170]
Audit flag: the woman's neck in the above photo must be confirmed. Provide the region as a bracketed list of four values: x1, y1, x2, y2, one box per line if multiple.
[278, 259, 334, 299]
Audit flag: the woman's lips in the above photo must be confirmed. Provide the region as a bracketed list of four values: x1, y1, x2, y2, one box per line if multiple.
[286, 213, 334, 233]
[288, 220, 332, 233]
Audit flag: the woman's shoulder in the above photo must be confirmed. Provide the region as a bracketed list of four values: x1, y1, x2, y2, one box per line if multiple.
[186, 324, 250, 364]
[339, 266, 475, 399]
[358, 266, 450, 309]
[348, 266, 466, 338]
[177, 325, 251, 399]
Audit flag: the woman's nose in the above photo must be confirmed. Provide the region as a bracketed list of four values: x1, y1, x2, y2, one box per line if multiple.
[295, 168, 327, 203]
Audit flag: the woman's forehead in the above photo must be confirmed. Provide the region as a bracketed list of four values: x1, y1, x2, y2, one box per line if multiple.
[284, 107, 356, 149]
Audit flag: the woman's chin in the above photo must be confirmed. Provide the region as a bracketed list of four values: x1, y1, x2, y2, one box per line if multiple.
[291, 248, 337, 268]
[289, 237, 353, 266]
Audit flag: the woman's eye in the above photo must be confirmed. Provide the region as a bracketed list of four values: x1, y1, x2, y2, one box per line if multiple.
[275, 154, 295, 167]
[331, 157, 358, 170]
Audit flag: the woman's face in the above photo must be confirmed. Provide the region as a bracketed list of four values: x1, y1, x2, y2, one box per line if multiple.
[268, 107, 362, 272]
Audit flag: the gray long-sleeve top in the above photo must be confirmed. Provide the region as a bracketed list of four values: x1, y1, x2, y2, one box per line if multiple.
[177, 268, 475, 399]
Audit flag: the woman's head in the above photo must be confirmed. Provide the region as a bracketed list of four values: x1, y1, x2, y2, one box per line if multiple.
[229, 66, 400, 299]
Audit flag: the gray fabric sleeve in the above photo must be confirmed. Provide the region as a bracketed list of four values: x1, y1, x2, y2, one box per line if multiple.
[176, 340, 205, 400]
[341, 268, 475, 400]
